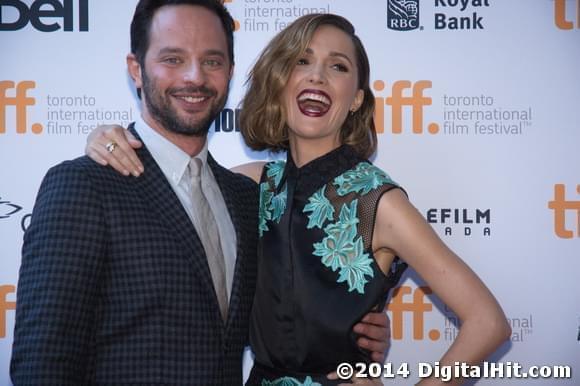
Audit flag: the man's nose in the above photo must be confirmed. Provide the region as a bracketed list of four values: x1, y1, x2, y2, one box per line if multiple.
[182, 62, 206, 85]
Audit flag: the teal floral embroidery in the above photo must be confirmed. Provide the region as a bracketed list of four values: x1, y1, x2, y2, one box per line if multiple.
[258, 161, 288, 237]
[266, 160, 286, 187]
[313, 221, 356, 271]
[261, 376, 321, 386]
[312, 200, 374, 294]
[258, 183, 274, 237]
[303, 186, 334, 229]
[269, 184, 287, 223]
[337, 237, 373, 294]
[334, 162, 395, 196]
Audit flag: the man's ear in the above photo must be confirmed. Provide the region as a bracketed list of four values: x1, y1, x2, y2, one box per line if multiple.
[127, 53, 143, 88]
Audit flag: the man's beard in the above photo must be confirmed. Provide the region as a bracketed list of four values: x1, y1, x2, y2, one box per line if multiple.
[141, 70, 227, 137]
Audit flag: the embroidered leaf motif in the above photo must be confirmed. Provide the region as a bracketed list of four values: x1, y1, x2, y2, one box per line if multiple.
[258, 182, 273, 237]
[261, 376, 321, 386]
[258, 161, 289, 236]
[303, 186, 334, 229]
[337, 199, 359, 230]
[337, 237, 374, 294]
[313, 224, 356, 271]
[266, 160, 286, 187]
[312, 198, 374, 294]
[269, 184, 287, 223]
[334, 162, 395, 196]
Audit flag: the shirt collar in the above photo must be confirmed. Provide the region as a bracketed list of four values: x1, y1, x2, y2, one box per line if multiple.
[134, 115, 209, 186]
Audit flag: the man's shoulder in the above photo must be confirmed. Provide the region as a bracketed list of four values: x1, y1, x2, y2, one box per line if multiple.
[42, 155, 133, 193]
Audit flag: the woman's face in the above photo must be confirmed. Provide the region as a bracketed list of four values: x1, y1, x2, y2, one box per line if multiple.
[282, 25, 364, 149]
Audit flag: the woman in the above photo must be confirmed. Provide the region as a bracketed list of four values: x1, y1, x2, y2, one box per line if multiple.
[86, 13, 510, 386]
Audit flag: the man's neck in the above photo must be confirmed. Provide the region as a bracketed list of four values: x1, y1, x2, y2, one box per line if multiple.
[141, 114, 207, 157]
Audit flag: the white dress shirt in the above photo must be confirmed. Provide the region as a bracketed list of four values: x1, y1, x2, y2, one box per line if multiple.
[134, 116, 237, 300]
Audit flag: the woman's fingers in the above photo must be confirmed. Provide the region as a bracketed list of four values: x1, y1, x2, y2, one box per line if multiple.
[85, 125, 143, 176]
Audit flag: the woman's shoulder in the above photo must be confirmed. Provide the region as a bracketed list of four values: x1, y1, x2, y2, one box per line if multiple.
[334, 160, 403, 196]
[230, 161, 268, 183]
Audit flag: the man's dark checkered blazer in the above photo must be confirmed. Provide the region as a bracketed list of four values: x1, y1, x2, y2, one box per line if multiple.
[10, 126, 259, 385]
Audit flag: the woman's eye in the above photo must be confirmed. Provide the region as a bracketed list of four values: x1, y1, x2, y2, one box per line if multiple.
[297, 58, 308, 65]
[332, 63, 349, 72]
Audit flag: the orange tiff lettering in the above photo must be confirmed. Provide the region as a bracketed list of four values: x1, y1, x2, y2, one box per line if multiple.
[0, 285, 16, 338]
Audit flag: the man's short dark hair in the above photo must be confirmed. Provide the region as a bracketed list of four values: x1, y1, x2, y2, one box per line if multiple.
[130, 0, 235, 67]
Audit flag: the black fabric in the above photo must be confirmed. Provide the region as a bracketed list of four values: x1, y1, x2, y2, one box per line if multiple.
[248, 145, 407, 384]
[246, 362, 344, 386]
[11, 124, 258, 385]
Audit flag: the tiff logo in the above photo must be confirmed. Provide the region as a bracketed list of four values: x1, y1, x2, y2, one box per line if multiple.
[387, 285, 441, 340]
[0, 0, 89, 32]
[373, 80, 439, 135]
[0, 285, 16, 339]
[0, 80, 42, 134]
[548, 184, 580, 239]
[554, 0, 580, 29]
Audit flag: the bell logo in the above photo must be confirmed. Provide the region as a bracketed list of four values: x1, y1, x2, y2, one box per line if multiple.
[0, 0, 89, 32]
[0, 285, 16, 339]
[0, 80, 42, 134]
[373, 80, 439, 135]
[548, 184, 580, 239]
[554, 0, 580, 29]
[387, 285, 441, 341]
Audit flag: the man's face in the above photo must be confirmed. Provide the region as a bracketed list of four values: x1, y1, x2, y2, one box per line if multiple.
[130, 5, 232, 136]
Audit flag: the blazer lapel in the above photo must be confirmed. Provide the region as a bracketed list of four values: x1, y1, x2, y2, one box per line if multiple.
[208, 153, 245, 328]
[128, 125, 218, 307]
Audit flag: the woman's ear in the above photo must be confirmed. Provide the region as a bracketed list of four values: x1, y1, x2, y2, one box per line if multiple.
[351, 89, 364, 112]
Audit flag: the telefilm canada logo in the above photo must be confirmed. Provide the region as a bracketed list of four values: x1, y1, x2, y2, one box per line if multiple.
[426, 208, 491, 237]
[0, 196, 22, 219]
[387, 0, 420, 31]
[0, 195, 31, 231]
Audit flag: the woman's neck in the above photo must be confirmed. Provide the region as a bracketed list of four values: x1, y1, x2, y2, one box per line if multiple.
[289, 136, 341, 168]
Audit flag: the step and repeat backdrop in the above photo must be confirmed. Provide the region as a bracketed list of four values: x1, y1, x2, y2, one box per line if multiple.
[1, 0, 579, 384]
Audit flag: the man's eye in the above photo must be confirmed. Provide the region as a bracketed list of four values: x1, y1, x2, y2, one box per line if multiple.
[163, 57, 181, 64]
[204, 59, 222, 67]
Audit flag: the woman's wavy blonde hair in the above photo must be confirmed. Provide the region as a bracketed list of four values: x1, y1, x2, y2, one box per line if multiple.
[239, 13, 377, 159]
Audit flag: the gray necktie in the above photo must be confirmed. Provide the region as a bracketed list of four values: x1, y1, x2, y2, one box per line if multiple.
[189, 158, 228, 321]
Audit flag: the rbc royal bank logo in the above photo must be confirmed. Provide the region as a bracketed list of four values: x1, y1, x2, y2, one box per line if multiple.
[387, 0, 420, 31]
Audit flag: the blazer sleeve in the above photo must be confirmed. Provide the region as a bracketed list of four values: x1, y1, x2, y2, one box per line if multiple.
[10, 162, 106, 385]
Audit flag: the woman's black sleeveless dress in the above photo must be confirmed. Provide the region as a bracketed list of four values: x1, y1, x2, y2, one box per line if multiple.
[246, 145, 407, 386]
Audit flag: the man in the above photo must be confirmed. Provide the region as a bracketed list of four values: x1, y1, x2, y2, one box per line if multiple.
[10, 1, 389, 384]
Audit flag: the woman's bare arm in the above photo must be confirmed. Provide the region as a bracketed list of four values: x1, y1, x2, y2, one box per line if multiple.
[373, 189, 511, 385]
